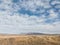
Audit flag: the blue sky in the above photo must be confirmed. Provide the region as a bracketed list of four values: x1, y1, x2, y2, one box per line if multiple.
[0, 0, 60, 34]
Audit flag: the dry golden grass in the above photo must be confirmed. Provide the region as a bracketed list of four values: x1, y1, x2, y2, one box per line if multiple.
[0, 35, 60, 45]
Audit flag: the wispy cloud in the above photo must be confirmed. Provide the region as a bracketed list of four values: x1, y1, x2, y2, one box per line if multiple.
[0, 0, 60, 34]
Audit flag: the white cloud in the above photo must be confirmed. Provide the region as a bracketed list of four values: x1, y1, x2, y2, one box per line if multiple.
[0, 0, 60, 34]
[48, 9, 58, 19]
[50, 0, 60, 6]
[0, 13, 60, 34]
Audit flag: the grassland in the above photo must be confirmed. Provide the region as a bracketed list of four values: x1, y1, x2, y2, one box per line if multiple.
[0, 35, 60, 45]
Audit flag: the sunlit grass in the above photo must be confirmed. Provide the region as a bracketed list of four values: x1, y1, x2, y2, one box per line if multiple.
[0, 35, 60, 45]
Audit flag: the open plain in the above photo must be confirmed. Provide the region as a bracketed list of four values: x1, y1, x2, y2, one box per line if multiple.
[0, 34, 60, 45]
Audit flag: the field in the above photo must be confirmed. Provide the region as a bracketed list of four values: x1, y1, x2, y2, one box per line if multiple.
[0, 35, 60, 45]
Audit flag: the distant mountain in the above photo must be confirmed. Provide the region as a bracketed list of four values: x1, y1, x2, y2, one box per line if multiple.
[22, 32, 45, 35]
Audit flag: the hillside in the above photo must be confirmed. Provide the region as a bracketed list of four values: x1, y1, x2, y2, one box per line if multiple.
[0, 35, 60, 45]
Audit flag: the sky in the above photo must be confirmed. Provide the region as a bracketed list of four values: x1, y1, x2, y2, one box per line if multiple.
[0, 0, 60, 34]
